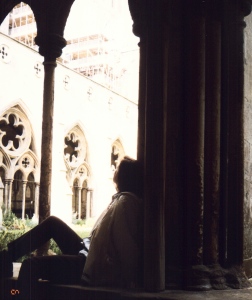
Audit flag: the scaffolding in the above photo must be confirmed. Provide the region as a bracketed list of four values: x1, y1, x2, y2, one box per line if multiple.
[6, 2, 129, 94]
[9, 3, 37, 49]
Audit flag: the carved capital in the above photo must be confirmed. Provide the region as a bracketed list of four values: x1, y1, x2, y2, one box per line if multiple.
[30, 0, 74, 59]
[128, 0, 148, 39]
[241, 0, 252, 16]
[35, 34, 66, 61]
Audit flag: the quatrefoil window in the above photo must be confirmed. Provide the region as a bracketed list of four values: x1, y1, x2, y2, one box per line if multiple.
[34, 62, 42, 77]
[22, 157, 30, 168]
[0, 44, 10, 63]
[64, 133, 79, 162]
[79, 167, 85, 177]
[0, 114, 24, 150]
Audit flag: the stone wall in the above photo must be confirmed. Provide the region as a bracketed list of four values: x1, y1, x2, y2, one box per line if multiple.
[0, 32, 138, 223]
[243, 13, 252, 277]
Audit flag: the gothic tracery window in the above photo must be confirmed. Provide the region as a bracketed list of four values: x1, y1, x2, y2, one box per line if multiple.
[64, 127, 87, 169]
[0, 114, 24, 150]
[64, 126, 91, 221]
[64, 133, 79, 163]
[0, 106, 38, 219]
[111, 139, 125, 172]
[0, 109, 32, 157]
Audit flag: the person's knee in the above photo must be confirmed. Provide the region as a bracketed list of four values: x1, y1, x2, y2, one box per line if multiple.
[45, 215, 60, 225]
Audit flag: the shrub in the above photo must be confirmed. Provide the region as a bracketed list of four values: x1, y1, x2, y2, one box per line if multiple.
[49, 239, 62, 255]
[2, 210, 27, 230]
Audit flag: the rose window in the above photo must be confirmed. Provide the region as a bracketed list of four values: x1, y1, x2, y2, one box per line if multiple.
[0, 112, 30, 156]
[64, 133, 80, 165]
[64, 128, 87, 170]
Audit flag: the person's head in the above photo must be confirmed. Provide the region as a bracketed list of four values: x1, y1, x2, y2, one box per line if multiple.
[113, 156, 143, 198]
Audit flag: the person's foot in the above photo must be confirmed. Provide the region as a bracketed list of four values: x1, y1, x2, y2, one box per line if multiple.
[0, 250, 13, 279]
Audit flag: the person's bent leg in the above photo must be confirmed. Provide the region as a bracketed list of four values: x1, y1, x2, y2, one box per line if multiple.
[18, 254, 86, 300]
[8, 216, 83, 260]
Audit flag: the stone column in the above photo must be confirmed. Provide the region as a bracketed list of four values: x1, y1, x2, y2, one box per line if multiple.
[243, 0, 252, 278]
[129, 0, 252, 291]
[0, 177, 4, 228]
[86, 189, 91, 219]
[203, 3, 222, 271]
[4, 179, 9, 211]
[33, 31, 70, 256]
[34, 183, 40, 220]
[38, 59, 57, 223]
[78, 187, 82, 220]
[221, 0, 248, 269]
[30, 0, 75, 223]
[21, 181, 27, 220]
[7, 179, 13, 212]
[129, 0, 166, 292]
[183, 2, 206, 277]
[89, 189, 94, 218]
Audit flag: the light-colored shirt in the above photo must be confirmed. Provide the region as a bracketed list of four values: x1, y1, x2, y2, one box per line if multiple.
[82, 192, 143, 288]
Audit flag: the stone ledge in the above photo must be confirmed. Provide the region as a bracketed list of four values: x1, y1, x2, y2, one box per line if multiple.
[2, 278, 252, 300]
[49, 284, 252, 300]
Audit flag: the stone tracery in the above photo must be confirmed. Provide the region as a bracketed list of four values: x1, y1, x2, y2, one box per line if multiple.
[0, 106, 39, 219]
[64, 126, 92, 220]
[0, 109, 31, 157]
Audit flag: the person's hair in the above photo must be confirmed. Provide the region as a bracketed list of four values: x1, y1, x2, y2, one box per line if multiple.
[113, 156, 143, 198]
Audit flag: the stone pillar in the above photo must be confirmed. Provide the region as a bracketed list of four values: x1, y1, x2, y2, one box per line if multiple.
[86, 189, 91, 219]
[183, 1, 206, 274]
[129, 0, 165, 292]
[222, 1, 245, 268]
[30, 0, 75, 223]
[0, 177, 4, 228]
[203, 5, 221, 267]
[30, 0, 75, 254]
[243, 1, 252, 278]
[21, 181, 27, 220]
[89, 189, 94, 218]
[129, 0, 251, 292]
[78, 187, 81, 220]
[38, 59, 57, 223]
[34, 183, 40, 220]
[7, 179, 12, 212]
[4, 180, 9, 212]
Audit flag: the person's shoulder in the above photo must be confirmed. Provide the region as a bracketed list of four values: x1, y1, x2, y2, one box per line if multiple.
[119, 192, 140, 199]
[117, 192, 142, 207]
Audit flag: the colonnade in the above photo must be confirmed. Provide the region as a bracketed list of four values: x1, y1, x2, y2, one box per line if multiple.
[0, 179, 39, 220]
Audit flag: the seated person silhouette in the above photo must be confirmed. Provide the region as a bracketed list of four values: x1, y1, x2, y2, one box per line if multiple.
[0, 156, 143, 300]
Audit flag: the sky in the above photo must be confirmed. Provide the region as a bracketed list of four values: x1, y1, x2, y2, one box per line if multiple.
[64, 0, 139, 50]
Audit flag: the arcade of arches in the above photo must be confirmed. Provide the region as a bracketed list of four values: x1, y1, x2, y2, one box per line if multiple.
[0, 106, 126, 222]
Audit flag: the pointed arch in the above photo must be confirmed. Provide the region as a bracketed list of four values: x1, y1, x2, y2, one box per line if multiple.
[0, 149, 11, 174]
[0, 101, 38, 158]
[64, 123, 89, 170]
[14, 150, 40, 182]
[111, 138, 125, 171]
